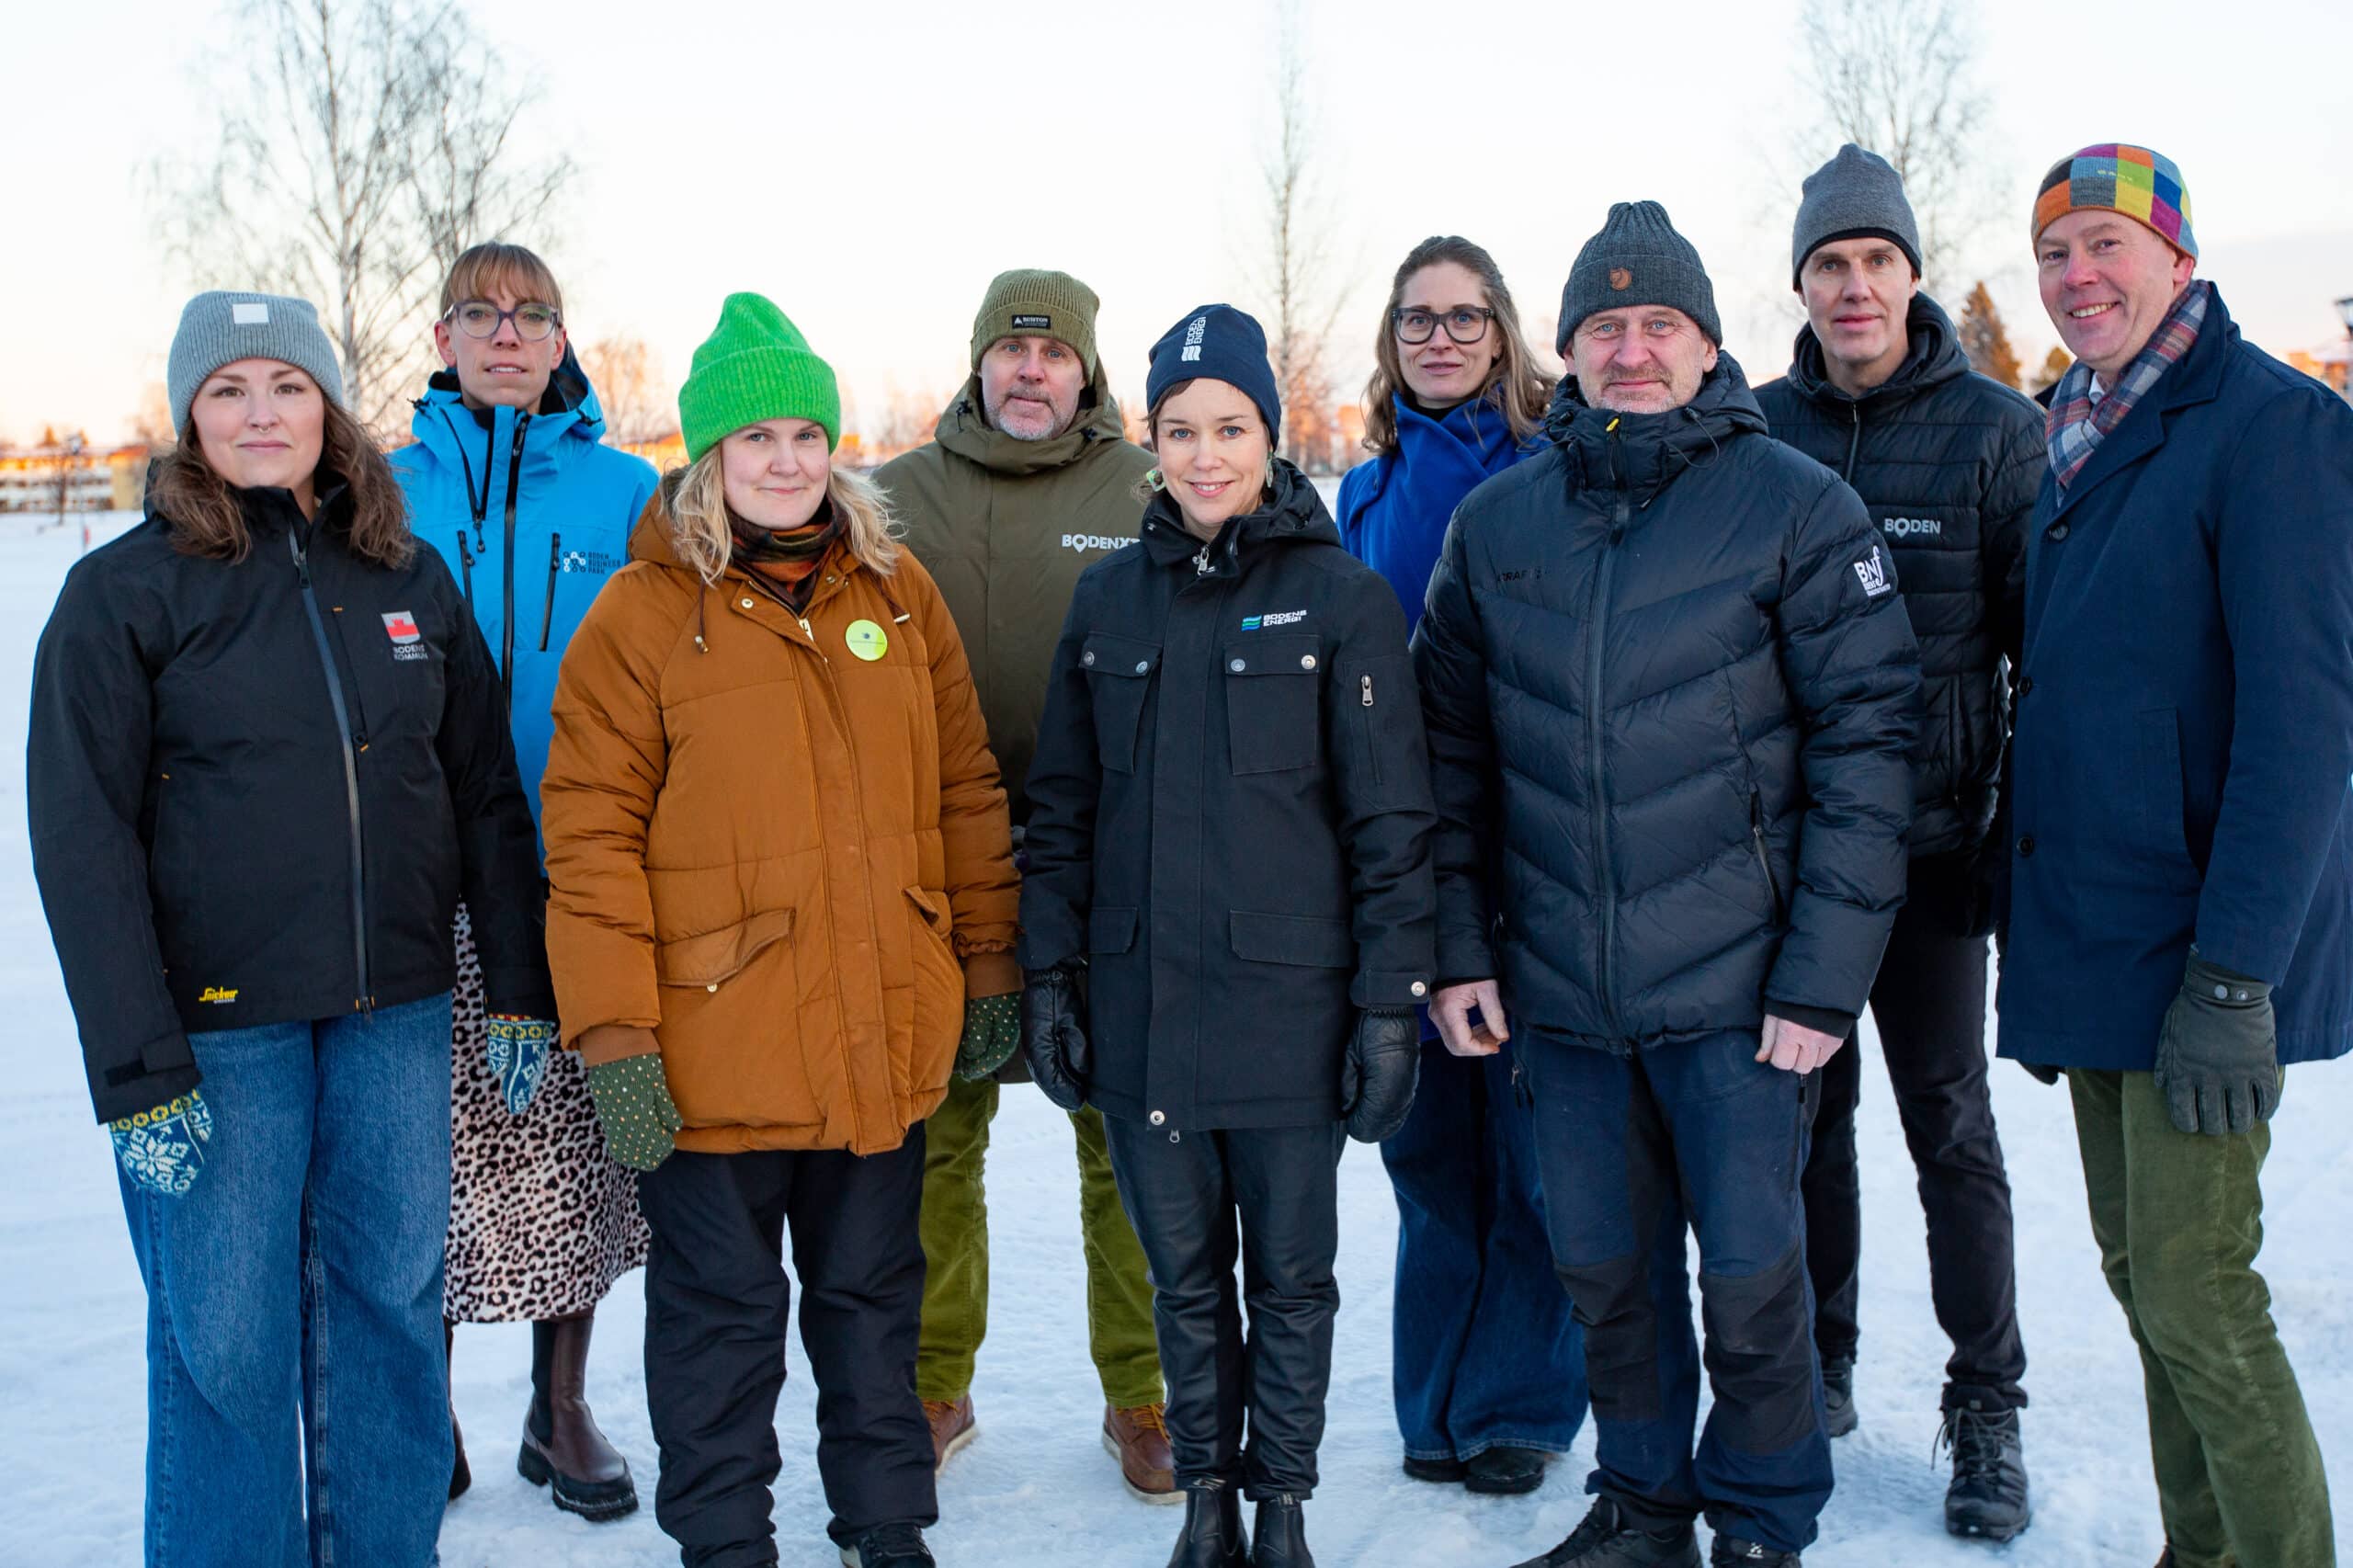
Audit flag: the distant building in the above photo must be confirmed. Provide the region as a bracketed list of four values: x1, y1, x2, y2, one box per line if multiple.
[2288, 343, 2348, 397]
[0, 441, 151, 513]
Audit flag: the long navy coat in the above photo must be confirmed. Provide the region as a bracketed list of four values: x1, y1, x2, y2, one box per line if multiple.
[1998, 288, 2353, 1071]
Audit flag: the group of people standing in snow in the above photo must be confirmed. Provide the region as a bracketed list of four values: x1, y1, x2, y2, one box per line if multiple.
[28, 135, 2352, 1568]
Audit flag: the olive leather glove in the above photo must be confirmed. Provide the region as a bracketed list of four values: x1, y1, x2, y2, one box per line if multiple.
[1341, 1008, 1421, 1143]
[110, 1089, 214, 1198]
[585, 1052, 683, 1171]
[955, 993, 1024, 1082]
[2155, 949, 2281, 1137]
[1022, 964, 1091, 1113]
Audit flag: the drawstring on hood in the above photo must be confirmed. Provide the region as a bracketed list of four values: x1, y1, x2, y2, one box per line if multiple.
[1546, 352, 1767, 508]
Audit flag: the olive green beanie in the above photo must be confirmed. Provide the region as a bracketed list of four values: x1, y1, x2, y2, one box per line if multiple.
[677, 292, 841, 460]
[969, 268, 1102, 377]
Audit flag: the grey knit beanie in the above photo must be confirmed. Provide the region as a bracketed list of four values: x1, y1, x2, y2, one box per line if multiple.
[167, 290, 346, 436]
[1791, 144, 1923, 286]
[1556, 200, 1722, 353]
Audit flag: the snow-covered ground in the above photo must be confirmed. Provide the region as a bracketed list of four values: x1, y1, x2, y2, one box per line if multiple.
[3, 512, 2347, 1567]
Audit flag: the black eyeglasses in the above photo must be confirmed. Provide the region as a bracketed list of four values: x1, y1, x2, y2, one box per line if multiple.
[445, 300, 562, 341]
[1392, 306, 1495, 345]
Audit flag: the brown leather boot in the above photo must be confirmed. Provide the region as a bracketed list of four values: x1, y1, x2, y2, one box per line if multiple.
[1105, 1402, 1179, 1502]
[925, 1394, 977, 1472]
[517, 1311, 637, 1520]
[445, 1319, 471, 1501]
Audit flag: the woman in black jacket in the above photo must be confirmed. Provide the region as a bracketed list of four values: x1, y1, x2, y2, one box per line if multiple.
[1020, 304, 1438, 1568]
[28, 291, 551, 1568]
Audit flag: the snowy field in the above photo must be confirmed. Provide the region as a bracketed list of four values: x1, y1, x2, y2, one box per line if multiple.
[2, 511, 2347, 1568]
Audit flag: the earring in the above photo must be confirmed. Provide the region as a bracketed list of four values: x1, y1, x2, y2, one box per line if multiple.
[1145, 467, 1165, 492]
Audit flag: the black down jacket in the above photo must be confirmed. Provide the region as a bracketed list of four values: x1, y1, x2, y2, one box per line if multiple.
[1020, 461, 1438, 1131]
[1415, 356, 1920, 1050]
[1754, 293, 2040, 864]
[28, 483, 552, 1123]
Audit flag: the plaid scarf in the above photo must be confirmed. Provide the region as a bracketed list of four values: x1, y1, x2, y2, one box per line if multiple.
[2046, 279, 2211, 493]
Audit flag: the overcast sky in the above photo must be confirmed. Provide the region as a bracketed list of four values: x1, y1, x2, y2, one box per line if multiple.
[5, 0, 2349, 445]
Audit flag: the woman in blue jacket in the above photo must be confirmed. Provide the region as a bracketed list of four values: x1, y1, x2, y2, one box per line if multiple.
[1335, 235, 1588, 1497]
[391, 243, 659, 1520]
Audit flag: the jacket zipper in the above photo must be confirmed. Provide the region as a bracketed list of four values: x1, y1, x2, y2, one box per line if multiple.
[498, 413, 529, 707]
[1359, 673, 1383, 787]
[538, 531, 562, 652]
[1590, 421, 1628, 1045]
[1842, 402, 1861, 482]
[1750, 789, 1782, 920]
[457, 532, 476, 608]
[287, 528, 371, 1008]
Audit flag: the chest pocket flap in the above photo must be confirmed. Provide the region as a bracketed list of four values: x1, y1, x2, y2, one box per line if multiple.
[1081, 631, 1159, 773]
[1222, 631, 1323, 775]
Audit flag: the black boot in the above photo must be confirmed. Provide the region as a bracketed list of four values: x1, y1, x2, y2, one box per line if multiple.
[1710, 1538, 1801, 1566]
[1167, 1479, 1251, 1568]
[1252, 1494, 1313, 1567]
[517, 1311, 639, 1520]
[838, 1523, 935, 1566]
[1940, 1387, 2030, 1542]
[444, 1319, 471, 1501]
[1465, 1446, 1548, 1495]
[1510, 1497, 1700, 1568]
[1821, 1358, 1857, 1439]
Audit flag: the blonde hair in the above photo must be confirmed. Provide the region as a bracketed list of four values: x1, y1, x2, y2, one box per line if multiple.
[662, 449, 900, 587]
[1360, 234, 1552, 458]
[439, 242, 564, 316]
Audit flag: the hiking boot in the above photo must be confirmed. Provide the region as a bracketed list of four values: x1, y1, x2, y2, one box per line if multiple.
[924, 1394, 976, 1473]
[517, 1311, 638, 1520]
[1168, 1479, 1250, 1568]
[1939, 1389, 2030, 1542]
[1402, 1454, 1468, 1484]
[1710, 1538, 1800, 1565]
[1465, 1446, 1548, 1495]
[1509, 1496, 1701, 1567]
[1821, 1358, 1858, 1439]
[1253, 1494, 1313, 1567]
[838, 1522, 935, 1567]
[1106, 1402, 1180, 1502]
[444, 1320, 471, 1501]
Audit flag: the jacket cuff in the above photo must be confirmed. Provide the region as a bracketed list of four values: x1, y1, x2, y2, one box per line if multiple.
[1351, 969, 1434, 1010]
[963, 949, 1023, 1000]
[575, 1024, 661, 1067]
[483, 968, 560, 1021]
[1763, 998, 1857, 1040]
[90, 1032, 203, 1125]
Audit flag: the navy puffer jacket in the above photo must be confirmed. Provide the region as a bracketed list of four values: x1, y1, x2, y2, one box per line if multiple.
[1414, 355, 1920, 1050]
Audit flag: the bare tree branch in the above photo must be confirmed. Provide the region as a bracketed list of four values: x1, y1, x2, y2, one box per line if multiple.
[1249, 0, 1350, 472]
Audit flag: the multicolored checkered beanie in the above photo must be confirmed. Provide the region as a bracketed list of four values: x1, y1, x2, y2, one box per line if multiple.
[2032, 143, 2196, 259]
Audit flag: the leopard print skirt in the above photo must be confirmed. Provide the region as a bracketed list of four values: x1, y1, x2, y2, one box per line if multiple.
[445, 905, 649, 1323]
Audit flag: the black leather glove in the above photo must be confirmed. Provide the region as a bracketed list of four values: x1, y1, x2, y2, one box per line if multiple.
[1341, 1008, 1420, 1143]
[2155, 949, 2281, 1136]
[1022, 964, 1091, 1113]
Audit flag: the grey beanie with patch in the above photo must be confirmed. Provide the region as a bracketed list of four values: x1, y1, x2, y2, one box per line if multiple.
[1556, 200, 1722, 353]
[167, 290, 347, 436]
[1791, 144, 1923, 286]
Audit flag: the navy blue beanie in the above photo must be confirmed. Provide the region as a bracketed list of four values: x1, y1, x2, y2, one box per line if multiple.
[1145, 303, 1282, 437]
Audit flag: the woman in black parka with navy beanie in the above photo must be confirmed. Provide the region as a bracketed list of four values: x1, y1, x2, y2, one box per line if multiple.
[1020, 304, 1438, 1568]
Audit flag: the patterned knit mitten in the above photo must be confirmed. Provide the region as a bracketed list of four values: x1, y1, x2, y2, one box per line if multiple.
[954, 993, 1024, 1081]
[110, 1089, 214, 1198]
[485, 1014, 557, 1116]
[585, 1054, 682, 1172]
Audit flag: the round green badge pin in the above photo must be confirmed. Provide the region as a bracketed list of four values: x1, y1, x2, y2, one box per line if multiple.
[845, 619, 889, 662]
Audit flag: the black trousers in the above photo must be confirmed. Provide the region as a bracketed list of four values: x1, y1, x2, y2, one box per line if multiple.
[635, 1131, 935, 1566]
[1102, 1116, 1346, 1500]
[1802, 850, 2029, 1406]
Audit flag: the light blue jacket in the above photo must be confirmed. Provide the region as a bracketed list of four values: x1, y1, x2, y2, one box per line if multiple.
[391, 349, 658, 853]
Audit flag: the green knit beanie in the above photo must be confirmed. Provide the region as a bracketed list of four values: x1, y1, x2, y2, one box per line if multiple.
[969, 268, 1101, 378]
[677, 292, 841, 461]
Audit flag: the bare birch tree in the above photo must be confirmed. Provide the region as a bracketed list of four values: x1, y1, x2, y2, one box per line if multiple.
[1793, 0, 2001, 290]
[155, 0, 573, 433]
[580, 335, 675, 448]
[1253, 0, 1347, 470]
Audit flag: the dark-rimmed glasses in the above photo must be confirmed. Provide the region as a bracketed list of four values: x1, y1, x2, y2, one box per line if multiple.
[1392, 306, 1495, 345]
[445, 300, 562, 341]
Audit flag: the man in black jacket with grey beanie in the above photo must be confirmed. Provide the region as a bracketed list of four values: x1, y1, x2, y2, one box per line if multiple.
[1755, 142, 2041, 1545]
[1420, 202, 1919, 1568]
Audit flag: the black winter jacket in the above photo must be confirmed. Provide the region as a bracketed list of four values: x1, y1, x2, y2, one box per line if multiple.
[29, 483, 551, 1123]
[1415, 356, 1920, 1050]
[1020, 461, 1438, 1131]
[1754, 295, 2039, 866]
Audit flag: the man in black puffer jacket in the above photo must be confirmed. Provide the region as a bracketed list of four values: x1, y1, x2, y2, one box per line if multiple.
[1419, 203, 1918, 1568]
[1753, 145, 2041, 1543]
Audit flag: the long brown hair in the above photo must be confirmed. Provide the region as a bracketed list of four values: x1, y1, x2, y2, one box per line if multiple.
[154, 395, 415, 568]
[1359, 235, 1553, 458]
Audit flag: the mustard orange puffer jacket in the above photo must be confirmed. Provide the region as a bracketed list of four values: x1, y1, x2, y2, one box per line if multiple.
[542, 501, 1018, 1155]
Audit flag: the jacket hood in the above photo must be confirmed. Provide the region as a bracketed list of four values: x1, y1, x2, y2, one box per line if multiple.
[1781, 292, 1971, 411]
[1546, 351, 1770, 501]
[1138, 458, 1338, 578]
[406, 342, 608, 456]
[932, 360, 1131, 478]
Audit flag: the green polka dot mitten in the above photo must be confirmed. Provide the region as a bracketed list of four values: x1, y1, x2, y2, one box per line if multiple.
[954, 992, 1024, 1081]
[585, 1053, 683, 1172]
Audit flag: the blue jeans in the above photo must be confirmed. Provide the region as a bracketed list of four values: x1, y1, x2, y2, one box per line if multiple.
[118, 993, 456, 1568]
[1381, 1036, 1587, 1461]
[1521, 1028, 1831, 1555]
